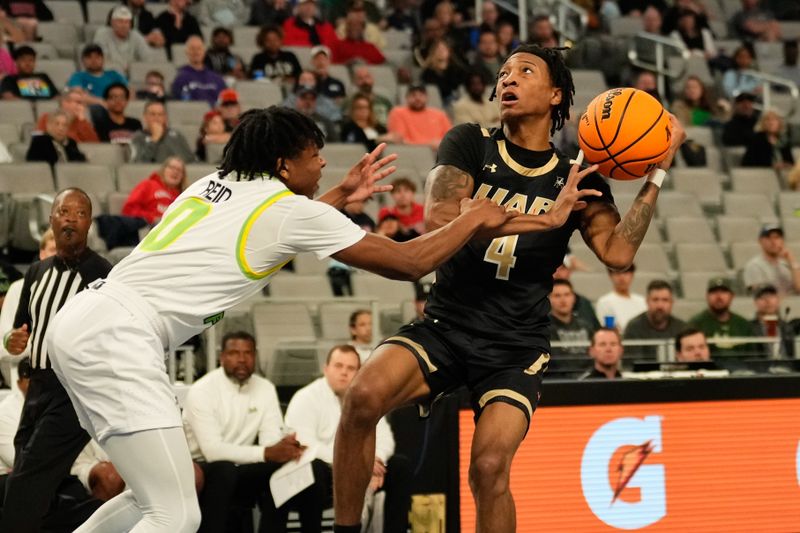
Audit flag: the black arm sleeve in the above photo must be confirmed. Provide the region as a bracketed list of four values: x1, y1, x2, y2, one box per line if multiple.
[13, 266, 35, 330]
[434, 123, 485, 177]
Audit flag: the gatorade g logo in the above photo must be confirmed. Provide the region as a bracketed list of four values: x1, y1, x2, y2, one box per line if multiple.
[601, 89, 624, 121]
[580, 416, 666, 529]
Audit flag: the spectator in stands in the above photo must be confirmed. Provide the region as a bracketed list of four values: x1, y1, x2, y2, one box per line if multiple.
[95, 82, 142, 143]
[452, 71, 500, 127]
[130, 100, 196, 162]
[670, 9, 716, 58]
[413, 18, 445, 67]
[469, 0, 501, 47]
[741, 108, 794, 169]
[378, 177, 424, 236]
[197, 0, 249, 28]
[721, 92, 759, 146]
[340, 93, 390, 151]
[617, 0, 666, 16]
[332, 7, 386, 65]
[750, 283, 794, 357]
[554, 259, 602, 330]
[71, 441, 125, 502]
[0, 0, 51, 41]
[282, 0, 337, 48]
[204, 27, 245, 80]
[732, 0, 781, 42]
[335, 0, 385, 50]
[471, 29, 503, 86]
[386, 0, 418, 34]
[722, 45, 761, 99]
[183, 331, 317, 533]
[172, 36, 226, 107]
[661, 0, 710, 34]
[310, 45, 345, 102]
[342, 199, 375, 232]
[641, 5, 663, 35]
[349, 309, 373, 362]
[0, 10, 24, 81]
[431, 0, 467, 64]
[595, 264, 647, 331]
[122, 156, 185, 225]
[288, 83, 338, 141]
[579, 328, 623, 379]
[26, 110, 86, 167]
[549, 279, 597, 356]
[135, 69, 167, 102]
[689, 277, 757, 357]
[36, 87, 99, 143]
[743, 224, 800, 295]
[632, 69, 661, 102]
[288, 69, 342, 119]
[624, 280, 687, 359]
[671, 75, 728, 127]
[248, 0, 291, 27]
[249, 24, 302, 88]
[387, 85, 452, 150]
[528, 14, 559, 47]
[675, 328, 711, 362]
[195, 110, 229, 161]
[495, 19, 518, 57]
[285, 345, 412, 533]
[343, 65, 393, 125]
[777, 40, 800, 88]
[0, 357, 30, 496]
[110, 0, 165, 48]
[421, 39, 465, 107]
[155, 0, 202, 57]
[94, 6, 153, 76]
[67, 45, 128, 106]
[0, 45, 55, 100]
[216, 88, 241, 130]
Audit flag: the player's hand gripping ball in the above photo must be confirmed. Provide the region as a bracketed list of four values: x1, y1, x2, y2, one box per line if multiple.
[578, 87, 673, 180]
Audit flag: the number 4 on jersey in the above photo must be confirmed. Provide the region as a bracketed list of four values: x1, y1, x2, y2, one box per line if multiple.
[484, 235, 518, 280]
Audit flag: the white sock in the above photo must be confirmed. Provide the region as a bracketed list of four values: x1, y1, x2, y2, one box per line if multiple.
[75, 427, 201, 533]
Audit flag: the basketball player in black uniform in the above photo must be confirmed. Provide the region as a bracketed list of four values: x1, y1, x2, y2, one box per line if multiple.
[332, 45, 685, 532]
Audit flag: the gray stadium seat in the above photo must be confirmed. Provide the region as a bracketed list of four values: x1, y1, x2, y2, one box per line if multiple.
[656, 192, 704, 217]
[20, 42, 58, 60]
[35, 99, 59, 121]
[779, 21, 800, 40]
[571, 70, 607, 95]
[730, 242, 761, 270]
[609, 178, 644, 197]
[46, 0, 85, 23]
[730, 167, 781, 198]
[37, 22, 80, 49]
[611, 193, 636, 216]
[252, 302, 317, 377]
[671, 298, 704, 321]
[683, 126, 714, 147]
[233, 80, 283, 108]
[172, 124, 200, 147]
[107, 191, 127, 215]
[205, 143, 225, 165]
[717, 216, 761, 244]
[166, 101, 211, 125]
[670, 168, 722, 207]
[293, 253, 330, 276]
[125, 100, 147, 121]
[37, 59, 77, 88]
[230, 46, 259, 67]
[0, 101, 35, 128]
[781, 218, 800, 241]
[722, 146, 746, 169]
[778, 192, 800, 218]
[0, 124, 19, 147]
[723, 192, 777, 219]
[369, 65, 397, 100]
[730, 297, 756, 320]
[116, 163, 160, 193]
[632, 243, 672, 272]
[54, 163, 115, 198]
[352, 273, 415, 304]
[186, 164, 218, 185]
[383, 49, 412, 69]
[631, 271, 672, 295]
[322, 144, 367, 167]
[284, 46, 311, 69]
[232, 26, 260, 48]
[609, 16, 642, 36]
[569, 272, 609, 300]
[384, 28, 412, 50]
[319, 302, 366, 341]
[86, 1, 116, 23]
[675, 243, 728, 272]
[78, 143, 127, 167]
[665, 217, 716, 244]
[328, 65, 352, 95]
[387, 144, 436, 185]
[269, 274, 333, 299]
[680, 272, 727, 300]
[170, 44, 187, 64]
[0, 163, 54, 193]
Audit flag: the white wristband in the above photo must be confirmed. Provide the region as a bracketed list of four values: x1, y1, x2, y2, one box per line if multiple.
[646, 168, 666, 188]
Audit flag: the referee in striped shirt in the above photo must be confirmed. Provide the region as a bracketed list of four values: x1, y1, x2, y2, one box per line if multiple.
[1, 188, 112, 532]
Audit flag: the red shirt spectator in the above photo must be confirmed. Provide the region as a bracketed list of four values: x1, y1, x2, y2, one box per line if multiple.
[378, 177, 425, 235]
[331, 6, 384, 64]
[281, 0, 338, 48]
[122, 157, 186, 223]
[387, 85, 452, 150]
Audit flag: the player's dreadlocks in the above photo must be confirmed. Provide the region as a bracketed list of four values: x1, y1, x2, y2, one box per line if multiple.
[489, 44, 574, 135]
[218, 106, 325, 181]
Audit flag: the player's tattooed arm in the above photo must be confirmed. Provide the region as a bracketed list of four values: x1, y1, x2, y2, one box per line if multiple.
[580, 182, 660, 270]
[424, 165, 475, 232]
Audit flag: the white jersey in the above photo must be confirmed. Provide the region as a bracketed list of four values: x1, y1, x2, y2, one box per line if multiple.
[105, 174, 365, 350]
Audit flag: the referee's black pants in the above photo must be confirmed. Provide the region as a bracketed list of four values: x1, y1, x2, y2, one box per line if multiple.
[1, 369, 92, 532]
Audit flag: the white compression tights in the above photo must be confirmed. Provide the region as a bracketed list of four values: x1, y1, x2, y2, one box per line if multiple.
[74, 427, 201, 533]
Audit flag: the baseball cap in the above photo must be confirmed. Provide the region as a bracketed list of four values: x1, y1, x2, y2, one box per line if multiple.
[310, 45, 330, 58]
[759, 223, 784, 238]
[753, 283, 778, 299]
[734, 92, 756, 103]
[295, 84, 317, 97]
[110, 5, 133, 20]
[217, 88, 239, 106]
[707, 277, 733, 292]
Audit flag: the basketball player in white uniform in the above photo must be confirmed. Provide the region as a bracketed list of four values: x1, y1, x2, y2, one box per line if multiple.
[44, 107, 558, 532]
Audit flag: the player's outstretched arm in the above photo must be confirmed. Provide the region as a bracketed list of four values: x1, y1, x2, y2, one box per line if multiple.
[424, 165, 476, 232]
[580, 115, 686, 270]
[317, 143, 397, 209]
[333, 198, 517, 281]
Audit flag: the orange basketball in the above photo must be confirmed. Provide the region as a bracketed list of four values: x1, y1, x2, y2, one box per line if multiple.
[578, 87, 673, 180]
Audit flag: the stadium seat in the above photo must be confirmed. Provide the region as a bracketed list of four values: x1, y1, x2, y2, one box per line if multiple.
[233, 80, 283, 108]
[571, 70, 607, 95]
[35, 99, 59, 120]
[0, 124, 19, 147]
[328, 65, 352, 95]
[0, 163, 54, 193]
[78, 143, 127, 167]
[170, 44, 187, 64]
[717, 216, 761, 244]
[730, 167, 782, 198]
[730, 297, 756, 320]
[125, 100, 147, 121]
[106, 191, 127, 215]
[683, 126, 714, 147]
[166, 101, 211, 125]
[86, 1, 116, 23]
[54, 163, 116, 199]
[665, 217, 716, 244]
[569, 272, 609, 300]
[293, 253, 330, 276]
[675, 243, 728, 272]
[611, 193, 636, 216]
[384, 28, 412, 50]
[232, 26, 260, 48]
[781, 218, 800, 241]
[352, 273, 415, 304]
[319, 301, 367, 341]
[0, 101, 35, 129]
[36, 22, 80, 49]
[779, 192, 800, 219]
[656, 192, 704, 217]
[671, 298, 704, 321]
[116, 163, 160, 193]
[631, 271, 672, 294]
[46, 0, 85, 24]
[609, 16, 642, 36]
[20, 42, 59, 60]
[230, 46, 260, 67]
[387, 144, 435, 184]
[252, 302, 317, 377]
[670, 168, 722, 207]
[186, 164, 218, 185]
[723, 192, 777, 219]
[284, 46, 311, 69]
[730, 242, 761, 270]
[680, 272, 728, 300]
[721, 146, 746, 169]
[37, 59, 77, 88]
[322, 143, 366, 167]
[173, 123, 200, 147]
[269, 274, 334, 299]
[369, 65, 397, 100]
[632, 243, 672, 272]
[205, 143, 224, 165]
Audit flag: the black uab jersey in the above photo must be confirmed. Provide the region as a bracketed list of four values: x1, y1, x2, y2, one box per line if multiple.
[424, 123, 613, 354]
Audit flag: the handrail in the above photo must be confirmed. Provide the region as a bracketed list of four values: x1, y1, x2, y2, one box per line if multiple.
[627, 31, 690, 99]
[555, 0, 589, 44]
[740, 69, 800, 118]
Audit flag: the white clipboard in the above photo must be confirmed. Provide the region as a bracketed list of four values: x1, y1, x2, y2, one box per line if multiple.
[269, 444, 318, 508]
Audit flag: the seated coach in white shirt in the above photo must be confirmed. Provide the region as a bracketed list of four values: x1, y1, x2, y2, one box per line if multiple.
[183, 331, 321, 533]
[285, 345, 412, 533]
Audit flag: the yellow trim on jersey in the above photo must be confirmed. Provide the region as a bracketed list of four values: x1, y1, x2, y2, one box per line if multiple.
[524, 353, 550, 375]
[480, 127, 490, 137]
[236, 189, 294, 280]
[496, 140, 559, 177]
[384, 335, 438, 372]
[478, 388, 533, 418]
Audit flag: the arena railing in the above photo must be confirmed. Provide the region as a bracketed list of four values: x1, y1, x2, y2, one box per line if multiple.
[479, 0, 589, 44]
[740, 69, 800, 119]
[626, 31, 690, 101]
